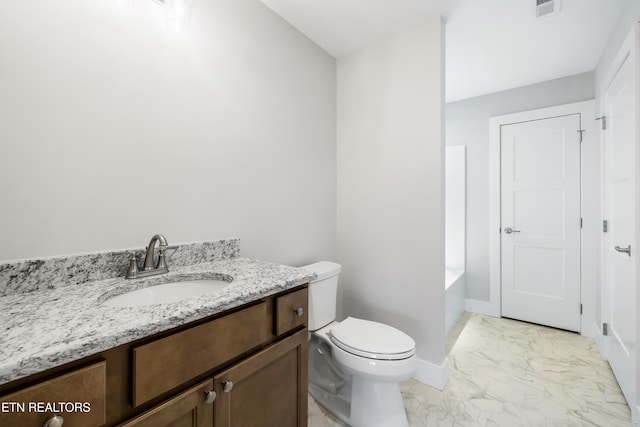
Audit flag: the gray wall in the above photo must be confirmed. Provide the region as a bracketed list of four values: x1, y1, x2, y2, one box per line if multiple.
[446, 72, 595, 301]
[337, 18, 447, 386]
[0, 0, 336, 265]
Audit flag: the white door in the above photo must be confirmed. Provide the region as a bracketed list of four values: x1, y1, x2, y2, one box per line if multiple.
[602, 28, 637, 410]
[501, 114, 582, 332]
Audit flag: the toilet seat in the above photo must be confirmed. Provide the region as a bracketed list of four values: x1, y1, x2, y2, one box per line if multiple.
[329, 317, 416, 360]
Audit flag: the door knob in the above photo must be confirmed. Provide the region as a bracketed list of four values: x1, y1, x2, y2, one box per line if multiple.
[205, 390, 217, 404]
[504, 227, 521, 234]
[222, 380, 234, 393]
[614, 245, 631, 256]
[43, 415, 64, 427]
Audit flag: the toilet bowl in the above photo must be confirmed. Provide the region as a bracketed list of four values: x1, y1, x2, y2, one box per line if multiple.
[324, 317, 417, 380]
[303, 262, 417, 427]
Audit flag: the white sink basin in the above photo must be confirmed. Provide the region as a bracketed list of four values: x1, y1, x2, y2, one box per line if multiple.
[103, 279, 230, 308]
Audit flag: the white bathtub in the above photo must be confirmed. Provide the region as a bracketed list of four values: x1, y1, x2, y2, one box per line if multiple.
[445, 269, 465, 337]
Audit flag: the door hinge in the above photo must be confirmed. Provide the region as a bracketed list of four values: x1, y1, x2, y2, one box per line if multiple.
[595, 116, 607, 130]
[577, 129, 585, 143]
[603, 323, 608, 336]
[603, 220, 608, 233]
[580, 304, 583, 314]
[580, 218, 583, 229]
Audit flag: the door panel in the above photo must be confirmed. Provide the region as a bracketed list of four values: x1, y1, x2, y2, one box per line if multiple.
[603, 43, 636, 408]
[513, 246, 565, 297]
[515, 189, 565, 237]
[501, 114, 581, 332]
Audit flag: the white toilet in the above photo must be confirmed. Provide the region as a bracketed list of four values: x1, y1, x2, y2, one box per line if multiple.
[302, 261, 417, 427]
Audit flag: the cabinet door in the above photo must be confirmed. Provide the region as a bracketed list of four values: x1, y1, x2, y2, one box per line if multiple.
[119, 379, 214, 427]
[214, 329, 308, 427]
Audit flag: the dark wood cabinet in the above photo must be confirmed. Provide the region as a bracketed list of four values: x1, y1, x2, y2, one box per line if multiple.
[213, 329, 307, 427]
[0, 286, 308, 427]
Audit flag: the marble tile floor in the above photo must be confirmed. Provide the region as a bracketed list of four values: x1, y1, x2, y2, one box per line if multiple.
[308, 313, 631, 426]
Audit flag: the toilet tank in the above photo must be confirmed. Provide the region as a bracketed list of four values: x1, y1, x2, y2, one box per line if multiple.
[300, 261, 342, 331]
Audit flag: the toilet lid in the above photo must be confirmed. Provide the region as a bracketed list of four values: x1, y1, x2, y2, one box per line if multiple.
[329, 317, 416, 360]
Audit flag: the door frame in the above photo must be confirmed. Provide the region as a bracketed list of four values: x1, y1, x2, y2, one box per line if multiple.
[487, 100, 597, 337]
[598, 23, 640, 424]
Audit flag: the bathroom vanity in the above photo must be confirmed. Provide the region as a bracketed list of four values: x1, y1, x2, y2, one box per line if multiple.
[0, 239, 313, 427]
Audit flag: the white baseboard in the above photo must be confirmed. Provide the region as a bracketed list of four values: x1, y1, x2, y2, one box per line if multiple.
[633, 405, 639, 426]
[412, 357, 449, 391]
[465, 298, 500, 317]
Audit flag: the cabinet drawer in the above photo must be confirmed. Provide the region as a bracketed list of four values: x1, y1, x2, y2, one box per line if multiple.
[132, 302, 267, 407]
[0, 361, 106, 427]
[275, 288, 308, 336]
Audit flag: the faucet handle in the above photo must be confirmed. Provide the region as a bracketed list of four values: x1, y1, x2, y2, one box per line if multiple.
[125, 253, 139, 279]
[156, 252, 168, 270]
[156, 245, 178, 271]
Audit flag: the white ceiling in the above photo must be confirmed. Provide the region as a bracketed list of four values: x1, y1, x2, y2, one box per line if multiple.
[259, 0, 626, 102]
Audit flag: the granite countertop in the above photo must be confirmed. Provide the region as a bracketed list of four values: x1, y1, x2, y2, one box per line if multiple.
[0, 257, 316, 385]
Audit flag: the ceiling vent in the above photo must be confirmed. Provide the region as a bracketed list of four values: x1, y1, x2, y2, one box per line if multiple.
[536, 0, 561, 18]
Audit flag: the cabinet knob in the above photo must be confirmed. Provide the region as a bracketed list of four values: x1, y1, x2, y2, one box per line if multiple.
[293, 307, 304, 317]
[43, 415, 64, 427]
[222, 380, 234, 393]
[205, 390, 217, 404]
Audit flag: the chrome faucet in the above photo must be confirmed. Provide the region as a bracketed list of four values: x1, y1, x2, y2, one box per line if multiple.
[143, 234, 168, 271]
[126, 234, 176, 279]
